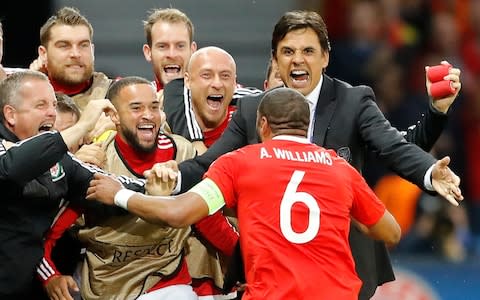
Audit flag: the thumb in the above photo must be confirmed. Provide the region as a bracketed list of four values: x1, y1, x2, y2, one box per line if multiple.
[67, 277, 79, 291]
[438, 156, 451, 167]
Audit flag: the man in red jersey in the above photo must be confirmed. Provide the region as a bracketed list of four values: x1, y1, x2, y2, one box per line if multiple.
[86, 87, 414, 299]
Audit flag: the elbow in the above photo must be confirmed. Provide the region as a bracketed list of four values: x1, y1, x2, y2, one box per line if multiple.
[385, 224, 402, 247]
[163, 206, 191, 228]
[167, 218, 190, 229]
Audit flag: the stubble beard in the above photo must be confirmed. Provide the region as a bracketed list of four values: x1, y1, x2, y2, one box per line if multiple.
[50, 64, 94, 86]
[121, 124, 158, 154]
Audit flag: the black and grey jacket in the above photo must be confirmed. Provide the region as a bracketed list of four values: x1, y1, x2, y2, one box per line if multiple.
[0, 124, 144, 297]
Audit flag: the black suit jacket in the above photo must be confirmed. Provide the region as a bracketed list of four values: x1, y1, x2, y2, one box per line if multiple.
[178, 74, 447, 299]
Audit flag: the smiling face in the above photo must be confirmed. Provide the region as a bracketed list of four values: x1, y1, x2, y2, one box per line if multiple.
[40, 24, 94, 86]
[273, 27, 329, 96]
[114, 83, 163, 153]
[5, 78, 57, 140]
[143, 21, 196, 87]
[185, 47, 236, 131]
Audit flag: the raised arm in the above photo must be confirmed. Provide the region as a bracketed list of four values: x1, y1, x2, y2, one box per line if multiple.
[402, 62, 461, 151]
[60, 99, 116, 149]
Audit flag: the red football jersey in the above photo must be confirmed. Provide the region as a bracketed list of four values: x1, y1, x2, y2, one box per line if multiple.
[205, 136, 386, 300]
[203, 105, 236, 148]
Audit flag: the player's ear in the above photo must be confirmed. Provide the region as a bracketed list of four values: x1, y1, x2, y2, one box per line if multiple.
[143, 44, 152, 62]
[3, 104, 16, 127]
[110, 109, 120, 126]
[258, 116, 272, 141]
[184, 72, 191, 89]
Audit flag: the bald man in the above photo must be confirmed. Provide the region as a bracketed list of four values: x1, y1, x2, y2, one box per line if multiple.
[184, 47, 237, 147]
[163, 46, 261, 154]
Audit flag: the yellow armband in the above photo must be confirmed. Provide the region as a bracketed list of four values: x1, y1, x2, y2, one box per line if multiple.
[189, 178, 225, 215]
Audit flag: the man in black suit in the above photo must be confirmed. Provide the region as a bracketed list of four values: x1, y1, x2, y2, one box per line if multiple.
[174, 10, 462, 299]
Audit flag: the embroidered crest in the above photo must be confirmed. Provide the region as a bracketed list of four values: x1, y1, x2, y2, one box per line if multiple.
[337, 147, 351, 162]
[50, 162, 66, 182]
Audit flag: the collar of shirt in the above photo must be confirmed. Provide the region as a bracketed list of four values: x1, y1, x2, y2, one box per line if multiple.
[272, 135, 310, 144]
[305, 75, 323, 141]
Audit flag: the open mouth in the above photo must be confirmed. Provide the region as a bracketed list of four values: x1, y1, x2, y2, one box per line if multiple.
[163, 64, 181, 75]
[206, 94, 224, 110]
[39, 123, 53, 132]
[137, 123, 156, 140]
[290, 70, 310, 85]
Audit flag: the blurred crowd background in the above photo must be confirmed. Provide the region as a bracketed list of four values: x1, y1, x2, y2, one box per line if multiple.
[319, 0, 480, 264]
[1, 0, 480, 265]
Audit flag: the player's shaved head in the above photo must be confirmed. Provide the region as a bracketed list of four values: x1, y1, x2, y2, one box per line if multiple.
[257, 87, 310, 137]
[187, 46, 236, 73]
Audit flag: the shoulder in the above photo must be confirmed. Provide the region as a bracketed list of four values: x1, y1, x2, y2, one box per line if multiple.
[329, 76, 375, 100]
[235, 91, 264, 109]
[169, 133, 190, 146]
[233, 85, 262, 99]
[168, 133, 197, 161]
[164, 78, 185, 97]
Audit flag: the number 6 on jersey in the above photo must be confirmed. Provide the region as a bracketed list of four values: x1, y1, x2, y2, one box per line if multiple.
[280, 170, 320, 244]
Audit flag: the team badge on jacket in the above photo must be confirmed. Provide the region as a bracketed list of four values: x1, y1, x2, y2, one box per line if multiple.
[337, 147, 352, 163]
[50, 163, 65, 182]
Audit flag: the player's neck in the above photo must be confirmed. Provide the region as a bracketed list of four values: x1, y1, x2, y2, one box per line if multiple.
[50, 77, 91, 96]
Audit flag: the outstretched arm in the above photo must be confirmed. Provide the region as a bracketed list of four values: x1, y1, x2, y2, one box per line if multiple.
[431, 156, 463, 206]
[86, 173, 215, 228]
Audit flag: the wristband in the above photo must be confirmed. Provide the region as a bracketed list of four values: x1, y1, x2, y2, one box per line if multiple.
[114, 189, 136, 210]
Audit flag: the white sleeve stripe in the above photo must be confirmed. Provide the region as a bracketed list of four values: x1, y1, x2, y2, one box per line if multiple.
[225, 216, 239, 236]
[184, 87, 203, 140]
[68, 153, 145, 186]
[117, 175, 145, 186]
[0, 132, 59, 157]
[69, 152, 108, 174]
[37, 258, 56, 280]
[37, 267, 48, 281]
[233, 87, 262, 98]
